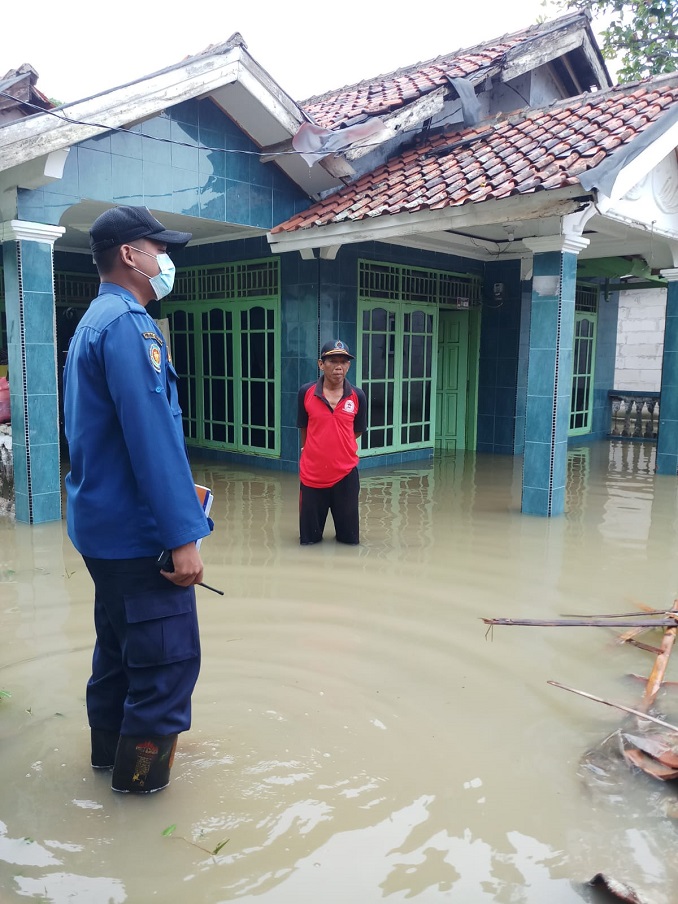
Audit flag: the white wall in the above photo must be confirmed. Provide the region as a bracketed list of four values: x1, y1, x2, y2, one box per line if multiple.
[614, 286, 667, 392]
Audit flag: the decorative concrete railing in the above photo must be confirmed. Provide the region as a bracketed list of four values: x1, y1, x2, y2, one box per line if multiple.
[0, 424, 12, 515]
[608, 391, 659, 439]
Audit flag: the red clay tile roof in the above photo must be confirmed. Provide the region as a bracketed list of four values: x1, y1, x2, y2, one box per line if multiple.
[272, 77, 678, 235]
[301, 13, 592, 129]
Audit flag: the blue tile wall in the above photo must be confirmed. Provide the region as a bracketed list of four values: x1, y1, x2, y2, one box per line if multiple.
[522, 251, 578, 515]
[21, 98, 308, 229]
[657, 280, 678, 474]
[477, 260, 522, 452]
[2, 237, 62, 523]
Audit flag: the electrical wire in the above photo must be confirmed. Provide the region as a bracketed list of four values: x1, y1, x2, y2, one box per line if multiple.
[0, 91, 428, 161]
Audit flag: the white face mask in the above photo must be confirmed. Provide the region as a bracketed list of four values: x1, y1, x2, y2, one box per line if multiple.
[129, 246, 176, 300]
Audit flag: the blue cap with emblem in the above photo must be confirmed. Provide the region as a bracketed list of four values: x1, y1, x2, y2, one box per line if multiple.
[320, 339, 355, 360]
[90, 205, 192, 253]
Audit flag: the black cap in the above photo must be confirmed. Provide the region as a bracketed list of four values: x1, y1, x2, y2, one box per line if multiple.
[90, 205, 192, 253]
[320, 339, 354, 359]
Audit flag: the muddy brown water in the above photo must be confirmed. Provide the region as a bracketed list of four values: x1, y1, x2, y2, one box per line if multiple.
[1, 442, 677, 903]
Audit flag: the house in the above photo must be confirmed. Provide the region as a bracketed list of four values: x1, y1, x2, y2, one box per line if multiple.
[1, 11, 677, 525]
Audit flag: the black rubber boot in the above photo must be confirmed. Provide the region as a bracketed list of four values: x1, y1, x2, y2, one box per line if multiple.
[111, 734, 178, 794]
[91, 729, 120, 770]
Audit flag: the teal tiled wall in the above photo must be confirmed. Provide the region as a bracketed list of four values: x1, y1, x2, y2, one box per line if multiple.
[657, 280, 678, 475]
[17, 98, 308, 229]
[3, 239, 61, 523]
[522, 251, 577, 516]
[476, 260, 523, 454]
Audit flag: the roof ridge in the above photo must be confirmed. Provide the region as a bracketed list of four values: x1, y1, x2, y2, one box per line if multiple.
[300, 10, 588, 106]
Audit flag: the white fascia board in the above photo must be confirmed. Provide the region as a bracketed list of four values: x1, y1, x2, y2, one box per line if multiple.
[596, 198, 678, 242]
[267, 187, 587, 253]
[385, 232, 504, 261]
[0, 54, 242, 173]
[0, 45, 313, 179]
[229, 61, 305, 137]
[602, 119, 678, 202]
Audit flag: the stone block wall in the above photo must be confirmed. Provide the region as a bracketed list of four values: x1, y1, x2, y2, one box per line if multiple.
[614, 286, 667, 392]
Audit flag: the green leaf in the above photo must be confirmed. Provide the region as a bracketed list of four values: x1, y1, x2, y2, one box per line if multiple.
[212, 840, 229, 855]
[0, 690, 11, 699]
[161, 825, 177, 837]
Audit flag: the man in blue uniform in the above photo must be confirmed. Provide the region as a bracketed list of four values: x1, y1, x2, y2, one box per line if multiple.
[63, 205, 211, 794]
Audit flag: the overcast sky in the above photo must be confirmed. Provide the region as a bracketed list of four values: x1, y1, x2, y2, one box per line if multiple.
[0, 0, 594, 106]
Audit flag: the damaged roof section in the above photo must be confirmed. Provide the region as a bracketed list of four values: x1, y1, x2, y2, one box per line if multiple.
[301, 11, 611, 131]
[0, 64, 55, 126]
[272, 76, 678, 235]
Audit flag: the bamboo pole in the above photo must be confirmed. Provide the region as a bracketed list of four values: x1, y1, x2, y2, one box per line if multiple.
[482, 617, 678, 628]
[547, 681, 678, 733]
[640, 598, 678, 712]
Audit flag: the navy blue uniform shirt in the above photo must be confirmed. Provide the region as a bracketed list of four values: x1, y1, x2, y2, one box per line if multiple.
[63, 283, 210, 558]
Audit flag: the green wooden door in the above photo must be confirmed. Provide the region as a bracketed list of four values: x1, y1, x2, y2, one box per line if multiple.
[569, 312, 597, 436]
[436, 311, 469, 450]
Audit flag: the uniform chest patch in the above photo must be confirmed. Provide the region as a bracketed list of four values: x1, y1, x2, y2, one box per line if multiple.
[344, 399, 355, 413]
[149, 343, 162, 373]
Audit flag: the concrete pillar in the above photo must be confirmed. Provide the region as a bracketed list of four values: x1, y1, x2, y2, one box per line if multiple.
[521, 235, 588, 516]
[1, 220, 65, 523]
[656, 269, 678, 475]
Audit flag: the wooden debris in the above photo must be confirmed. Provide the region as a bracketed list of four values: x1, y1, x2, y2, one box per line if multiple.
[622, 732, 678, 769]
[484, 600, 678, 898]
[622, 747, 678, 781]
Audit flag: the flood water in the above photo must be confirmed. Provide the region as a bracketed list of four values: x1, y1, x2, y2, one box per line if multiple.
[2, 441, 678, 903]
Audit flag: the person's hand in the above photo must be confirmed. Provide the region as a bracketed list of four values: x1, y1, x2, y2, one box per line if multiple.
[160, 542, 204, 586]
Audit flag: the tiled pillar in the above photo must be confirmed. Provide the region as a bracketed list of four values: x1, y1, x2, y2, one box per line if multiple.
[521, 235, 588, 516]
[1, 220, 65, 523]
[656, 269, 678, 475]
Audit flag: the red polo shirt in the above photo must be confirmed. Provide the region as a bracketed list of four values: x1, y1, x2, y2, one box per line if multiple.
[297, 377, 367, 488]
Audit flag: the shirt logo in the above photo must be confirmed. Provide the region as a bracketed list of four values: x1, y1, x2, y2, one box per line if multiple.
[344, 399, 355, 413]
[149, 343, 162, 373]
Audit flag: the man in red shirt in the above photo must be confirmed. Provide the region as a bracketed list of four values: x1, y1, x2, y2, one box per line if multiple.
[297, 340, 367, 545]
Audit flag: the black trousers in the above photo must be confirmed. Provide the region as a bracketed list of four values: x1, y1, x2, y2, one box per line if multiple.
[299, 468, 360, 545]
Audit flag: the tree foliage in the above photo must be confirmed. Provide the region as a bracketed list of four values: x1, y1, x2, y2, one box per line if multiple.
[559, 0, 678, 82]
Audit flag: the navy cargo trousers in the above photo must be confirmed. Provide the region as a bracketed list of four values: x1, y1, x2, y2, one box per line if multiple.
[83, 556, 201, 737]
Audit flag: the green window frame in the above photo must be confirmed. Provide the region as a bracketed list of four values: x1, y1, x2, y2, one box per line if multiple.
[569, 283, 598, 436]
[162, 259, 281, 456]
[358, 260, 481, 456]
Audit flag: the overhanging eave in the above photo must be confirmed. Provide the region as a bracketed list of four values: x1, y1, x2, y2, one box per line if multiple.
[267, 186, 590, 254]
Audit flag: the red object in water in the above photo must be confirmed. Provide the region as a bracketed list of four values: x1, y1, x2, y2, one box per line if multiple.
[0, 376, 10, 423]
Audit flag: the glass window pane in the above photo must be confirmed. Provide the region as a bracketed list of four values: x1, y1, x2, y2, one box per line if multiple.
[371, 334, 387, 379]
[372, 308, 387, 331]
[370, 383, 386, 427]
